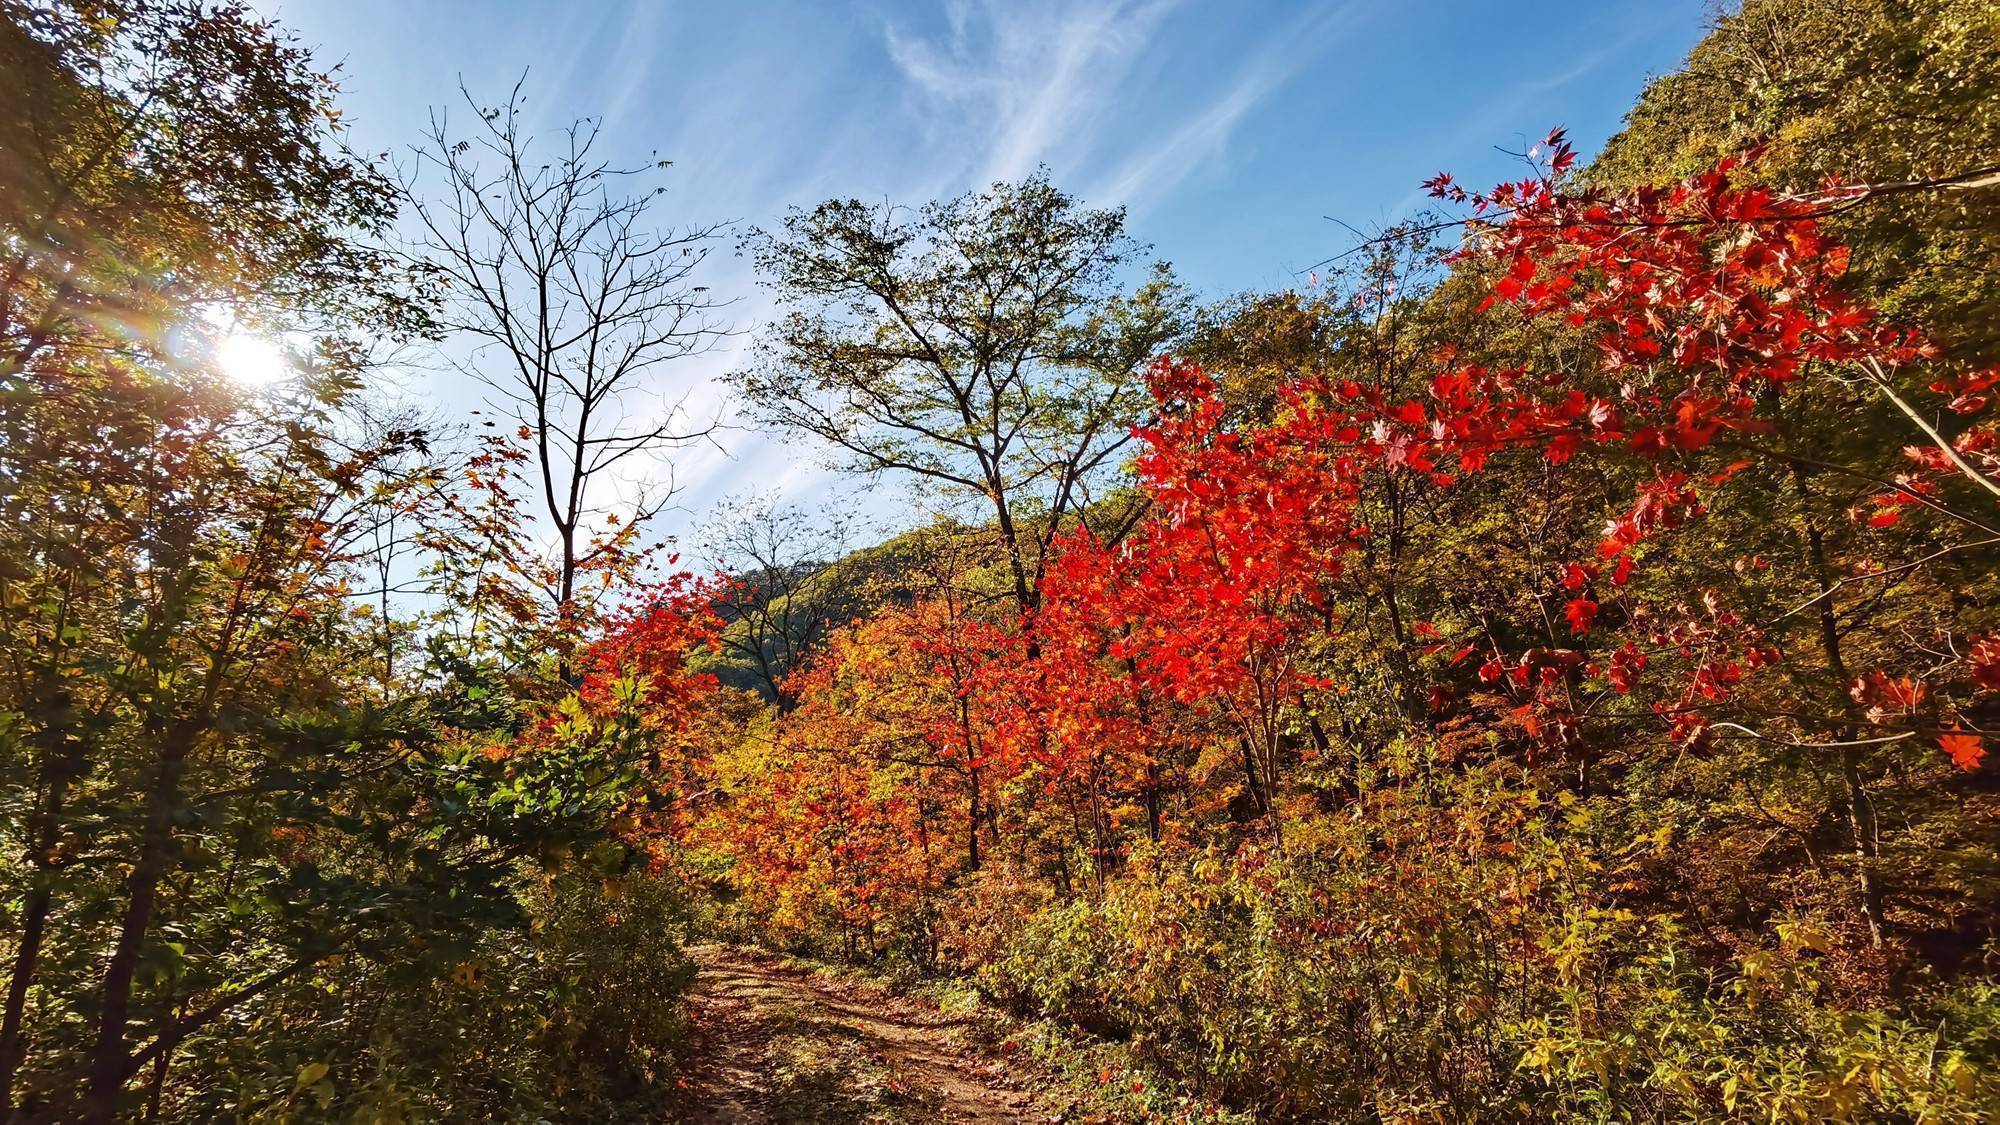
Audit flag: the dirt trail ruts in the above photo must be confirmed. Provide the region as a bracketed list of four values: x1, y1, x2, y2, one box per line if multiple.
[673, 945, 1050, 1123]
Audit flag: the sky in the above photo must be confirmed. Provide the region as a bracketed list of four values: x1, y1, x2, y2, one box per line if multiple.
[251, 0, 1711, 552]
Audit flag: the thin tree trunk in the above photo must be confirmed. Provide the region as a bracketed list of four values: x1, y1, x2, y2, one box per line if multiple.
[1088, 761, 1112, 889]
[989, 490, 1037, 614]
[1143, 762, 1162, 845]
[83, 723, 195, 1122]
[1793, 466, 1887, 946]
[141, 1011, 175, 1123]
[966, 765, 982, 871]
[1, 703, 85, 1119]
[0, 789, 62, 1115]
[0, 887, 50, 1121]
[1238, 734, 1269, 818]
[1838, 744, 1887, 947]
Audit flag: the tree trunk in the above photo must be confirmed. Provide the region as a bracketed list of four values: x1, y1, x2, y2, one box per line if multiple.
[82, 723, 195, 1122]
[1, 708, 83, 1118]
[0, 886, 51, 1121]
[1238, 734, 1269, 818]
[988, 489, 1038, 614]
[1792, 465, 1887, 946]
[966, 765, 982, 871]
[1839, 744, 1887, 948]
[1143, 761, 1162, 845]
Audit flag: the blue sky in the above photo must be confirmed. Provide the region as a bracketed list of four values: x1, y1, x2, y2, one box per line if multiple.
[254, 0, 1709, 549]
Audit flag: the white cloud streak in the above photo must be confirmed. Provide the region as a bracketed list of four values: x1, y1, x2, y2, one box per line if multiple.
[884, 0, 1184, 187]
[1092, 2, 1359, 210]
[885, 0, 1356, 214]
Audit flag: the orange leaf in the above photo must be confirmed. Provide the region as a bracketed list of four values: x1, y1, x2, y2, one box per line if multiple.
[1938, 731, 1986, 772]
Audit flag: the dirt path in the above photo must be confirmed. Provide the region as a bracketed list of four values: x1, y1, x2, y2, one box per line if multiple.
[673, 945, 1053, 1123]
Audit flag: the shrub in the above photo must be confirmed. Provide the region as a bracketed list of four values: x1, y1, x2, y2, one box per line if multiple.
[982, 763, 2000, 1122]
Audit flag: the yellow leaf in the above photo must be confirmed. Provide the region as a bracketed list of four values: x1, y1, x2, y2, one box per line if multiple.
[295, 1061, 330, 1089]
[1943, 1055, 1976, 1097]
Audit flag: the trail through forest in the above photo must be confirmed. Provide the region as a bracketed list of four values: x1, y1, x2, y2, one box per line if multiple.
[675, 946, 1053, 1123]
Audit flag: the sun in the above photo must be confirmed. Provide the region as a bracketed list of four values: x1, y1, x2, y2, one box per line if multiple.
[216, 331, 291, 386]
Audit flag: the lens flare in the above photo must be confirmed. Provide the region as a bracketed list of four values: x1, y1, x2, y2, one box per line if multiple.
[217, 332, 290, 386]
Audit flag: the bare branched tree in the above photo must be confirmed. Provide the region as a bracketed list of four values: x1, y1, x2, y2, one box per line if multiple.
[701, 493, 857, 709]
[407, 80, 729, 619]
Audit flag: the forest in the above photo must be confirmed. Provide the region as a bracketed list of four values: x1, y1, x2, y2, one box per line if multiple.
[2, 0, 1998, 1120]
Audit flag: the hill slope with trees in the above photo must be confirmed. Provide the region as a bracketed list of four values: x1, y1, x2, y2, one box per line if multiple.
[3, 0, 1999, 1121]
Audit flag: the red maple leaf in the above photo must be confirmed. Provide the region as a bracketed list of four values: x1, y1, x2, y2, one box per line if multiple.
[1970, 634, 2000, 691]
[1938, 731, 1986, 772]
[1564, 597, 1599, 635]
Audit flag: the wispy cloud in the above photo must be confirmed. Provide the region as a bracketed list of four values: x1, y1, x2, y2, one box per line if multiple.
[884, 0, 1183, 187]
[1092, 2, 1359, 211]
[885, 1, 1358, 215]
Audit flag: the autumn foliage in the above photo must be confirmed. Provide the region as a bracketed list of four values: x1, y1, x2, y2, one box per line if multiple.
[684, 133, 2000, 1119]
[8, 0, 2000, 1119]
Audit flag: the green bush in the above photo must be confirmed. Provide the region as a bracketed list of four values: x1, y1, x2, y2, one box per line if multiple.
[159, 873, 696, 1123]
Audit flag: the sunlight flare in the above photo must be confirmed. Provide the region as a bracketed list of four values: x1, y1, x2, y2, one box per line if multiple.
[216, 331, 290, 386]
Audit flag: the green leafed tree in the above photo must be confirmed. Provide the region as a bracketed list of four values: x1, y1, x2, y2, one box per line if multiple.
[0, 4, 697, 1119]
[731, 171, 1190, 611]
[0, 0, 423, 380]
